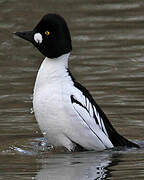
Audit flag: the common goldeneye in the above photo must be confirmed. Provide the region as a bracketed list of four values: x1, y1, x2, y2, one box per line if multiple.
[15, 14, 139, 151]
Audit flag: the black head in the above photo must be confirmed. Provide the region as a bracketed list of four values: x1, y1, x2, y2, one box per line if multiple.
[15, 14, 72, 58]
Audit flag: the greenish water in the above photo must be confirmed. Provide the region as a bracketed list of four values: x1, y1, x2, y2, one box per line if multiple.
[0, 0, 144, 179]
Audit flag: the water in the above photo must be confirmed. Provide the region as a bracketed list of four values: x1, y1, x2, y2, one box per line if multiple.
[0, 0, 144, 179]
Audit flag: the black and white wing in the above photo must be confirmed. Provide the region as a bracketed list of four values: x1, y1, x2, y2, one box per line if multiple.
[67, 79, 139, 150]
[69, 92, 114, 150]
[71, 94, 108, 136]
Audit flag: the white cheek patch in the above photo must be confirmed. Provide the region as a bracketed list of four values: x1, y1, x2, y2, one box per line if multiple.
[34, 33, 43, 44]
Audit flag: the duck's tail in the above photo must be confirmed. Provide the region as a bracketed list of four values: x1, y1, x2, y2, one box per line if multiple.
[95, 102, 139, 148]
[107, 127, 139, 148]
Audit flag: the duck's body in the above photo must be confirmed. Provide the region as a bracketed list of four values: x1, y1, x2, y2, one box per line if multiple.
[15, 14, 139, 151]
[33, 53, 113, 151]
[33, 53, 138, 151]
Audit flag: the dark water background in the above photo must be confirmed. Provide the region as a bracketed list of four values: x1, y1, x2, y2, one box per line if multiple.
[0, 0, 144, 179]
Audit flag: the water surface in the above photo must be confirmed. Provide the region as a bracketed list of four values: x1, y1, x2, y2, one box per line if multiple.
[0, 0, 144, 179]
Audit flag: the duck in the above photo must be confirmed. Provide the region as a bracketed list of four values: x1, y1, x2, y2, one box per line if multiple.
[15, 14, 139, 151]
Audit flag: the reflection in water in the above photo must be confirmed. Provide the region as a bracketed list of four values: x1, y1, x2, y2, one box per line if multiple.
[36, 152, 113, 180]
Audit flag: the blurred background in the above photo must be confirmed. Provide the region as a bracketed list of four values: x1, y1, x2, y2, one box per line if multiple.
[0, 0, 144, 179]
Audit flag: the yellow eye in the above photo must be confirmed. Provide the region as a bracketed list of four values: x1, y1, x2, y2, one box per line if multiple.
[45, 31, 50, 35]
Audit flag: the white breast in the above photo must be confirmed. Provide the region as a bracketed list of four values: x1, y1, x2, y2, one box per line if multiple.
[33, 53, 75, 149]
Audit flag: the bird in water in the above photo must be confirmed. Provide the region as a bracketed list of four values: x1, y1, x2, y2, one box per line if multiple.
[15, 14, 139, 151]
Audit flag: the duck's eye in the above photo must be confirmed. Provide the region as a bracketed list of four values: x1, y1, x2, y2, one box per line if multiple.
[45, 31, 50, 36]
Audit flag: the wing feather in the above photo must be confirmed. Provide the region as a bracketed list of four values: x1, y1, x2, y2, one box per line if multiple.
[70, 95, 113, 149]
[71, 94, 108, 136]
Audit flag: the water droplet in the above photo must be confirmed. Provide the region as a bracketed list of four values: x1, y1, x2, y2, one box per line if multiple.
[43, 131, 47, 135]
[30, 108, 34, 114]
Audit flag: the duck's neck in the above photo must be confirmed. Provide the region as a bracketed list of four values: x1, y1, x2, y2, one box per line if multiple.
[34, 53, 71, 91]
